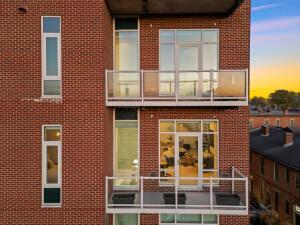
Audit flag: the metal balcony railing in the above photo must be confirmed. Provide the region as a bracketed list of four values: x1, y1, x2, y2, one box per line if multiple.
[105, 69, 248, 107]
[105, 167, 249, 215]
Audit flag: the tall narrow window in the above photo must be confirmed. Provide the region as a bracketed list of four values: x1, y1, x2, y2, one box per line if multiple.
[264, 119, 269, 125]
[290, 119, 295, 128]
[260, 158, 264, 175]
[114, 108, 139, 188]
[275, 119, 280, 127]
[42, 16, 61, 97]
[274, 191, 279, 212]
[285, 168, 290, 183]
[285, 200, 290, 215]
[296, 173, 300, 191]
[42, 125, 61, 206]
[249, 120, 253, 130]
[274, 163, 279, 181]
[114, 18, 139, 98]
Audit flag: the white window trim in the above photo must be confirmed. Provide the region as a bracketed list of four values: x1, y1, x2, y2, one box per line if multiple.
[159, 214, 219, 225]
[113, 213, 140, 225]
[42, 125, 62, 207]
[275, 119, 280, 127]
[290, 119, 295, 127]
[113, 109, 140, 190]
[113, 17, 140, 70]
[264, 119, 269, 125]
[249, 119, 253, 129]
[41, 16, 62, 98]
[159, 29, 219, 97]
[158, 119, 219, 188]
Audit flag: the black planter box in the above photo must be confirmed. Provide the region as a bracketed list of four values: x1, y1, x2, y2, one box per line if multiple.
[112, 193, 135, 204]
[163, 193, 187, 205]
[215, 193, 241, 206]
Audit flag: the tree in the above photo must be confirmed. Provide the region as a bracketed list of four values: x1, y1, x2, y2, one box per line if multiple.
[250, 96, 267, 108]
[269, 90, 298, 112]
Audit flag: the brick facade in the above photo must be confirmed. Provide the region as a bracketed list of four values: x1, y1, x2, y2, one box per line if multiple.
[250, 115, 300, 129]
[1, 0, 250, 224]
[251, 152, 300, 224]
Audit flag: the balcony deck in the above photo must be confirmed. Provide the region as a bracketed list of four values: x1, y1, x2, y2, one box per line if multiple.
[105, 69, 248, 107]
[107, 191, 247, 215]
[105, 167, 249, 215]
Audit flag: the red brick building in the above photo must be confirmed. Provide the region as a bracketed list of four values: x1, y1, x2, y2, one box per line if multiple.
[1, 0, 250, 224]
[250, 127, 300, 225]
[249, 110, 300, 130]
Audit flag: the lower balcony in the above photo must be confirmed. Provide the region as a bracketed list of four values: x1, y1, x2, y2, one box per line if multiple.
[105, 70, 248, 107]
[105, 167, 248, 215]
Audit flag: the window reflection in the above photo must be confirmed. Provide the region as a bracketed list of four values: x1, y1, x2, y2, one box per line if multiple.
[115, 121, 139, 187]
[47, 146, 58, 184]
[44, 127, 60, 141]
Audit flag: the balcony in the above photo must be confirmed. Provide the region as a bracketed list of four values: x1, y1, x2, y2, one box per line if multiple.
[106, 0, 244, 15]
[105, 69, 248, 107]
[105, 167, 249, 215]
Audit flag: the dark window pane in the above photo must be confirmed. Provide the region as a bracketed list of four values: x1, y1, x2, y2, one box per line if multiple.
[44, 80, 60, 96]
[115, 18, 138, 30]
[44, 188, 60, 203]
[115, 108, 138, 120]
[43, 17, 60, 33]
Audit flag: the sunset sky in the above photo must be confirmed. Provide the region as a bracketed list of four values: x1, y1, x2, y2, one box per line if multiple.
[251, 0, 300, 97]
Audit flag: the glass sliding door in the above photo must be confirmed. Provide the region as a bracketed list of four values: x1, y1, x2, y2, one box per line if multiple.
[178, 46, 200, 97]
[176, 134, 201, 186]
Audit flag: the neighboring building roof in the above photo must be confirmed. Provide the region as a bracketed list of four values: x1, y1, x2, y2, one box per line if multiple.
[250, 126, 300, 172]
[250, 108, 300, 116]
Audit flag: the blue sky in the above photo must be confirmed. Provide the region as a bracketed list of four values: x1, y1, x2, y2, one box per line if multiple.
[251, 0, 300, 97]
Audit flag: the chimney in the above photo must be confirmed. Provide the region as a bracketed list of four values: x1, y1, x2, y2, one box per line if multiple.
[284, 132, 294, 147]
[261, 125, 270, 136]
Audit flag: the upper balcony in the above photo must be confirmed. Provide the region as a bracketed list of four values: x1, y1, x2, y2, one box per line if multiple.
[106, 0, 244, 15]
[105, 69, 248, 107]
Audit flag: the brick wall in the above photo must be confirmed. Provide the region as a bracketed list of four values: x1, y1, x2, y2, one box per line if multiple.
[251, 152, 300, 224]
[0, 0, 250, 224]
[250, 115, 300, 129]
[1, 0, 113, 224]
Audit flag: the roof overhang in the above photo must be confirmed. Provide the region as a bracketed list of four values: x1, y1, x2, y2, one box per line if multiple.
[106, 0, 244, 16]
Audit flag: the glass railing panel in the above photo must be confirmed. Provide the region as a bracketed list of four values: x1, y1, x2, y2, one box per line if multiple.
[108, 71, 140, 98]
[213, 71, 246, 98]
[178, 72, 200, 97]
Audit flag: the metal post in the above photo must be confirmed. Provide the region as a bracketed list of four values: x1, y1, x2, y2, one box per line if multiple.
[245, 177, 249, 214]
[175, 177, 178, 211]
[210, 177, 213, 211]
[105, 70, 108, 105]
[210, 69, 214, 102]
[141, 70, 144, 105]
[105, 176, 108, 212]
[175, 71, 179, 103]
[141, 176, 143, 209]
[232, 167, 235, 194]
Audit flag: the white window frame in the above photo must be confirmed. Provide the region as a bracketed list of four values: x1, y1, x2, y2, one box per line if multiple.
[275, 119, 280, 127]
[113, 213, 140, 225]
[159, 29, 219, 97]
[113, 108, 140, 190]
[264, 119, 269, 125]
[158, 119, 219, 188]
[159, 214, 219, 225]
[249, 119, 253, 130]
[42, 125, 62, 207]
[113, 17, 140, 70]
[41, 16, 62, 98]
[290, 119, 295, 128]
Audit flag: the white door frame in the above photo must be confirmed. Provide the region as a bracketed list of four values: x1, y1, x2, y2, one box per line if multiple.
[175, 132, 202, 188]
[176, 44, 202, 98]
